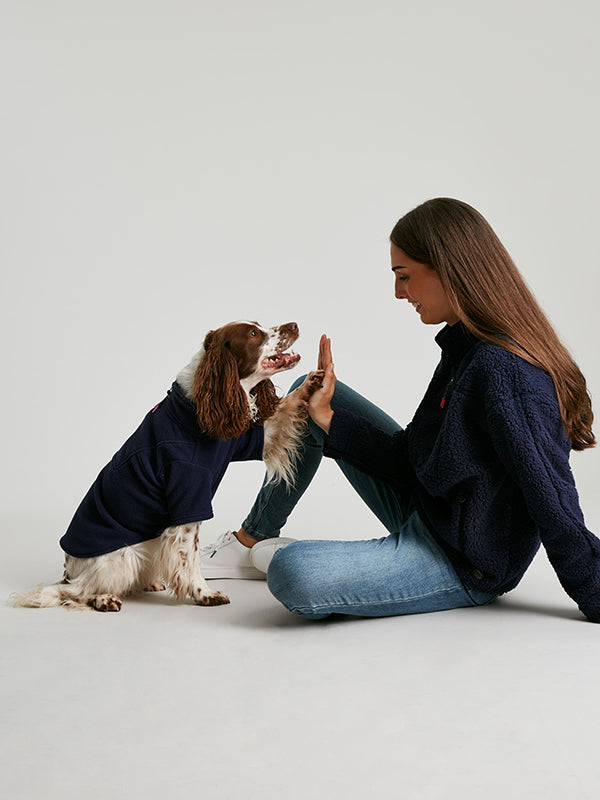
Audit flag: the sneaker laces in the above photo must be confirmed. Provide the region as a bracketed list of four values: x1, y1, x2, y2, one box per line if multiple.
[198, 530, 237, 559]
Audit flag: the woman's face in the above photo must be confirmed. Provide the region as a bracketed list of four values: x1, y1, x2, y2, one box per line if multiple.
[391, 244, 460, 326]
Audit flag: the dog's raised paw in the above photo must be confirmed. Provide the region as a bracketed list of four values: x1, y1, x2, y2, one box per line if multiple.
[303, 370, 325, 394]
[88, 594, 123, 612]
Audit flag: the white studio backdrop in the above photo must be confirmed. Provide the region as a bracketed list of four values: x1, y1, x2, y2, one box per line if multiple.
[1, 0, 598, 544]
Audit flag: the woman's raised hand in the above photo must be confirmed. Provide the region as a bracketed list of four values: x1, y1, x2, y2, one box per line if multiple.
[308, 334, 336, 433]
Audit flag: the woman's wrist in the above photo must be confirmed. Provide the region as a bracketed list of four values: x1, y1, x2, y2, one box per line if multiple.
[312, 408, 334, 434]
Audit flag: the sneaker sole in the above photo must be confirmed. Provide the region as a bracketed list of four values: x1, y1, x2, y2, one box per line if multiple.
[249, 537, 298, 573]
[201, 565, 265, 580]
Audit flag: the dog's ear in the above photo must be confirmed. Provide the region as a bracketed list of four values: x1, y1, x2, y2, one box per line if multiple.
[192, 333, 250, 439]
[252, 379, 279, 422]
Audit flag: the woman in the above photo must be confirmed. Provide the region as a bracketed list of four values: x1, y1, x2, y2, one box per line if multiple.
[201, 198, 600, 621]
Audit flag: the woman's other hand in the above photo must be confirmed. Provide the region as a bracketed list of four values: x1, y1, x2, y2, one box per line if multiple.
[308, 335, 336, 433]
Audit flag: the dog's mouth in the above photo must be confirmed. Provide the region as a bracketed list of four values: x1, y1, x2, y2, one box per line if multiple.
[262, 350, 301, 371]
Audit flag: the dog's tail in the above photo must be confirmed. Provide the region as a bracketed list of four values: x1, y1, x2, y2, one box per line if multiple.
[9, 581, 82, 609]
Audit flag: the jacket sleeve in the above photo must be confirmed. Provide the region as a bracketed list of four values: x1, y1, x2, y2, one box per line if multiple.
[323, 407, 413, 486]
[484, 379, 600, 622]
[231, 425, 265, 462]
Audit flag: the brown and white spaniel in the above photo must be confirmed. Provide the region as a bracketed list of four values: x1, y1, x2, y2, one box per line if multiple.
[11, 321, 322, 612]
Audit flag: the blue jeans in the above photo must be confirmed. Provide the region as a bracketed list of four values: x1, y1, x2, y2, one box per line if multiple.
[242, 378, 496, 619]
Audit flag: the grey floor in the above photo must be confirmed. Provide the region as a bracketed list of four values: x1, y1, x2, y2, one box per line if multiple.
[3, 512, 600, 800]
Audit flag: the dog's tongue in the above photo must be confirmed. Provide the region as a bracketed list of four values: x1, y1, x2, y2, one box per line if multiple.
[264, 352, 301, 369]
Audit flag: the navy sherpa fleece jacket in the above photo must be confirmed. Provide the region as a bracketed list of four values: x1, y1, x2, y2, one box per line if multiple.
[60, 382, 264, 558]
[324, 323, 600, 622]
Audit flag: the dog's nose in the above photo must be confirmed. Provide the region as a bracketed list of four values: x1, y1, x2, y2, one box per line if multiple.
[280, 322, 299, 335]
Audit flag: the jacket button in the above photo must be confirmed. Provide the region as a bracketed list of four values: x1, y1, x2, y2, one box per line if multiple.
[472, 568, 484, 581]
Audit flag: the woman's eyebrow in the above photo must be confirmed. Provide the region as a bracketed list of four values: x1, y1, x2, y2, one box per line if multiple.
[391, 265, 407, 273]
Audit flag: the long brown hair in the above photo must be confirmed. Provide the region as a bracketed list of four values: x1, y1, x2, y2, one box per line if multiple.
[390, 198, 595, 451]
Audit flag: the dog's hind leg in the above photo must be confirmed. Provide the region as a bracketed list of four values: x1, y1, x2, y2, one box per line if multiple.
[86, 593, 123, 612]
[60, 546, 149, 611]
[159, 524, 230, 606]
[134, 538, 167, 592]
[10, 540, 156, 612]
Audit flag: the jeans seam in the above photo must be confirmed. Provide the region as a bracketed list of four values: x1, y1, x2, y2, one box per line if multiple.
[242, 480, 279, 540]
[287, 583, 470, 615]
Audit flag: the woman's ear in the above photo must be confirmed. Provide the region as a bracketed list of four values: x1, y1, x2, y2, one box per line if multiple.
[252, 379, 280, 422]
[192, 334, 250, 439]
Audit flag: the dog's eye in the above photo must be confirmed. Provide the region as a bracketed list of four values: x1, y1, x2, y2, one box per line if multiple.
[251, 330, 259, 337]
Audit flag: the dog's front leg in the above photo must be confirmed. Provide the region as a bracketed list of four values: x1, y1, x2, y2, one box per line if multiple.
[159, 524, 230, 606]
[263, 370, 325, 486]
[284, 369, 326, 409]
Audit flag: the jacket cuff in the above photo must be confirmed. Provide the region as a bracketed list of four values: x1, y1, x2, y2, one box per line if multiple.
[323, 407, 360, 459]
[578, 594, 600, 623]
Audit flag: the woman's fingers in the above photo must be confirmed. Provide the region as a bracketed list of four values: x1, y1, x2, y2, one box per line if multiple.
[307, 334, 336, 432]
[307, 361, 336, 433]
[317, 335, 325, 370]
[321, 361, 336, 397]
[317, 334, 332, 371]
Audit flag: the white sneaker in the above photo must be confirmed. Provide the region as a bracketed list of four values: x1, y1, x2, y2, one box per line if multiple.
[199, 531, 264, 580]
[250, 537, 297, 574]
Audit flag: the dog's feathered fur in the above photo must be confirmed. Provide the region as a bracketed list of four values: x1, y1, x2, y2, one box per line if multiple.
[10, 321, 323, 612]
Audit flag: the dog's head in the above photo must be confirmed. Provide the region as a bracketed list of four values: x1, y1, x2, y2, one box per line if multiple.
[192, 321, 301, 439]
